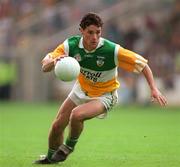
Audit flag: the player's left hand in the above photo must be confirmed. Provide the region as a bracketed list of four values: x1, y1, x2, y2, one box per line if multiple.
[151, 88, 168, 106]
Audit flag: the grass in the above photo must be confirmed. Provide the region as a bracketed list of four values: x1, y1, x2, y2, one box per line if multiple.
[0, 102, 180, 167]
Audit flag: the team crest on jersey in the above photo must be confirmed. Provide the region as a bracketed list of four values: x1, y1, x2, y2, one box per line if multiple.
[96, 58, 104, 67]
[74, 54, 82, 62]
[96, 56, 105, 67]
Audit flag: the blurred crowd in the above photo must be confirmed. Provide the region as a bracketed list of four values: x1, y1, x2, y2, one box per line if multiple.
[106, 0, 180, 87]
[0, 0, 179, 102]
[0, 0, 118, 48]
[105, 0, 180, 103]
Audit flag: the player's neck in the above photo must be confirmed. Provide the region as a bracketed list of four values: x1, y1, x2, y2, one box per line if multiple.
[83, 41, 98, 52]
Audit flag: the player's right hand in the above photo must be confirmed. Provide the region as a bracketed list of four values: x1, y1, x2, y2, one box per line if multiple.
[53, 55, 67, 65]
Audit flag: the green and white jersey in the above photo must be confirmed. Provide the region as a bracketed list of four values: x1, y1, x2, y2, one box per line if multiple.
[64, 36, 118, 80]
[48, 35, 148, 97]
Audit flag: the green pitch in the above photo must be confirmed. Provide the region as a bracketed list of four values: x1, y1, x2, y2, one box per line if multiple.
[0, 102, 180, 167]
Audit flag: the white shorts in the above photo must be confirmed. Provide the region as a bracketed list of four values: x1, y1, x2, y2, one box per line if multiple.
[68, 82, 118, 118]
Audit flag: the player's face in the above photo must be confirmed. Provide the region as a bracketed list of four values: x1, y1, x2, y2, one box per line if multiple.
[80, 25, 102, 51]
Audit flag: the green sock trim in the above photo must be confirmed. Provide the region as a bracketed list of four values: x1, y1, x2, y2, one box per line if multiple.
[65, 138, 78, 149]
[47, 148, 56, 160]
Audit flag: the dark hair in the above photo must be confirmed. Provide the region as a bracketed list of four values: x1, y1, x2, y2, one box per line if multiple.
[79, 12, 103, 29]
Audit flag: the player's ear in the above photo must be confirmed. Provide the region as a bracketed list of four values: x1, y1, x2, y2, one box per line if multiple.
[79, 27, 83, 34]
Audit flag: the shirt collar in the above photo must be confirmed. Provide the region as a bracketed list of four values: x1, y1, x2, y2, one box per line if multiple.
[78, 37, 104, 53]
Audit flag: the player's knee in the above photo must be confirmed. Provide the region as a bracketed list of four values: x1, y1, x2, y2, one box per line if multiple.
[70, 109, 83, 122]
[51, 121, 61, 133]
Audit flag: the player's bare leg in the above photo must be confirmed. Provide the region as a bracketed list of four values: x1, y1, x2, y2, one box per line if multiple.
[51, 100, 106, 162]
[34, 97, 76, 164]
[69, 100, 105, 139]
[48, 98, 77, 150]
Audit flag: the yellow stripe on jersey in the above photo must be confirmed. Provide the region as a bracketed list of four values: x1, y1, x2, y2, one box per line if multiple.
[78, 73, 119, 97]
[118, 47, 148, 73]
[48, 44, 65, 59]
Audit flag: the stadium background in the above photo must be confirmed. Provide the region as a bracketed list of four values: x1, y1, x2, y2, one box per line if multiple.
[0, 0, 180, 167]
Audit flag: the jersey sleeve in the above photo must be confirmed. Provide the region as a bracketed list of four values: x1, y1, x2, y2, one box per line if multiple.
[48, 39, 69, 59]
[117, 46, 148, 73]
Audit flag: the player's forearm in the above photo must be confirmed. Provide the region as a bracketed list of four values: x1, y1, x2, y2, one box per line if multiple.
[142, 65, 157, 91]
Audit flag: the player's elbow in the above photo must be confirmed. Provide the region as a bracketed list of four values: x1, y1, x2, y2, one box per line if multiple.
[42, 60, 55, 72]
[41, 57, 55, 72]
[42, 66, 49, 72]
[42, 64, 53, 72]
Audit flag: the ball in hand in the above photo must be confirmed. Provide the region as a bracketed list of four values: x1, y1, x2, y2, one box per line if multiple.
[54, 57, 80, 81]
